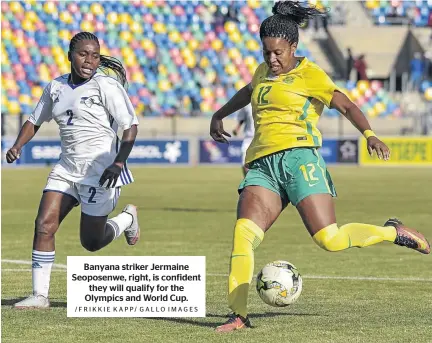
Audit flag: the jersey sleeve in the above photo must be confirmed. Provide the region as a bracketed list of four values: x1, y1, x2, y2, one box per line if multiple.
[28, 83, 53, 126]
[251, 63, 267, 89]
[305, 68, 341, 108]
[103, 80, 139, 131]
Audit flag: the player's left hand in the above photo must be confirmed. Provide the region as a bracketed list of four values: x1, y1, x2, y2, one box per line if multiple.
[367, 136, 390, 160]
[99, 162, 123, 188]
[210, 117, 231, 144]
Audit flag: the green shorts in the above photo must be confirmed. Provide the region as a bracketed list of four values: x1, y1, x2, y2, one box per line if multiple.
[239, 148, 337, 207]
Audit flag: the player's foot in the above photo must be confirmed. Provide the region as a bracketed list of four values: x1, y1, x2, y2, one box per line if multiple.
[13, 294, 50, 309]
[215, 313, 251, 332]
[385, 218, 430, 254]
[123, 204, 140, 245]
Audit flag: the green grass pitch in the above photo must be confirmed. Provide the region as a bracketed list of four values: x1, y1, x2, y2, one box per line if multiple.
[2, 166, 432, 343]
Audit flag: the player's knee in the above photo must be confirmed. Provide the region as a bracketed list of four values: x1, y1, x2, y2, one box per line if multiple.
[315, 239, 340, 252]
[312, 224, 341, 252]
[80, 237, 103, 252]
[34, 216, 57, 239]
[80, 239, 102, 252]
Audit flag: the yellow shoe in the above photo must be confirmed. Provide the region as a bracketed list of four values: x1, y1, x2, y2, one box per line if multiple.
[385, 218, 431, 254]
[215, 314, 251, 332]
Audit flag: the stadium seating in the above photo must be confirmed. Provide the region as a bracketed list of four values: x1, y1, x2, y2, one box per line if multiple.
[364, 0, 432, 27]
[324, 80, 403, 117]
[1, 0, 408, 118]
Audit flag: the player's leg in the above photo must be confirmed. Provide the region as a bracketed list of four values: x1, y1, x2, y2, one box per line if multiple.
[296, 194, 429, 253]
[79, 186, 139, 251]
[291, 149, 430, 253]
[217, 156, 287, 332]
[15, 184, 78, 308]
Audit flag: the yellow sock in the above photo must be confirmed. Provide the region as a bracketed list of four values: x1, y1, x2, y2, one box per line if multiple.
[313, 223, 397, 252]
[228, 218, 264, 318]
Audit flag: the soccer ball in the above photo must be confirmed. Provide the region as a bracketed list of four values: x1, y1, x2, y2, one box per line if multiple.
[256, 260, 303, 307]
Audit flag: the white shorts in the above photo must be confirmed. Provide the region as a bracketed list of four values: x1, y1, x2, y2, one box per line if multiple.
[43, 174, 121, 217]
[241, 137, 253, 165]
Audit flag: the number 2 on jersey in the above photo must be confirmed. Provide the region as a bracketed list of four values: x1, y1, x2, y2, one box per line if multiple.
[88, 187, 97, 203]
[66, 110, 74, 125]
[257, 86, 272, 104]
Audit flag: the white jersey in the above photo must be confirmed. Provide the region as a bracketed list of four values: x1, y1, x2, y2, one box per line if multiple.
[236, 104, 254, 138]
[28, 73, 139, 187]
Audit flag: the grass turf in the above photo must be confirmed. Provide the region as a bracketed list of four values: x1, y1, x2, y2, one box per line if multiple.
[2, 166, 432, 343]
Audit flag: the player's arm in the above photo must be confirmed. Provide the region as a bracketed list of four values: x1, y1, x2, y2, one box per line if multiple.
[330, 91, 390, 160]
[114, 125, 138, 167]
[6, 121, 40, 163]
[210, 83, 252, 143]
[99, 80, 139, 187]
[99, 124, 138, 188]
[6, 82, 53, 164]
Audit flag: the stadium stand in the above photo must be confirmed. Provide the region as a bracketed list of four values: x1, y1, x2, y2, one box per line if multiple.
[1, 0, 430, 122]
[364, 0, 432, 27]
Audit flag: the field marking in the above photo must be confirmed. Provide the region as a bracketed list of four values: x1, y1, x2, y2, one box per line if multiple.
[2, 269, 65, 272]
[2, 260, 431, 282]
[2, 259, 67, 269]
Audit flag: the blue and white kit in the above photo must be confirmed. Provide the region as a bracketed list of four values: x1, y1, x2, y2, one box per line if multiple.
[28, 74, 139, 216]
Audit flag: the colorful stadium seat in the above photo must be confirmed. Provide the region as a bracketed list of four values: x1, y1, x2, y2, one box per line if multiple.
[365, 0, 432, 27]
[1, 0, 407, 118]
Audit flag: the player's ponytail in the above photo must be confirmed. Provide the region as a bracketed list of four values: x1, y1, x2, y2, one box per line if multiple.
[69, 32, 128, 88]
[99, 55, 128, 89]
[260, 1, 327, 44]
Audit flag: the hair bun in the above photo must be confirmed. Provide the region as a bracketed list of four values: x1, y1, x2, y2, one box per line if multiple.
[271, 1, 325, 25]
[272, 1, 296, 16]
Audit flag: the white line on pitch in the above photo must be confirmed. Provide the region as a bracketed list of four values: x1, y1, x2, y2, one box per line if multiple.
[2, 259, 67, 269]
[2, 269, 65, 272]
[2, 263, 431, 282]
[206, 273, 432, 282]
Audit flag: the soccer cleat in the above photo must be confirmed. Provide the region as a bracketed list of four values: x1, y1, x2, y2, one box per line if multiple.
[215, 313, 251, 332]
[384, 218, 431, 254]
[123, 204, 140, 245]
[13, 294, 50, 309]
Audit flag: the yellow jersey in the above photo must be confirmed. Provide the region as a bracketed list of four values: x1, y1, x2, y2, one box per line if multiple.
[245, 57, 340, 164]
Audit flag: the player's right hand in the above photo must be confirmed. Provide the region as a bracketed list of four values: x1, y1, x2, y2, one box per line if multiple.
[210, 116, 231, 144]
[99, 162, 122, 188]
[5, 146, 21, 163]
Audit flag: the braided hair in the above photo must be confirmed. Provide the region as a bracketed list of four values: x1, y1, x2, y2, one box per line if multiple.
[260, 1, 326, 44]
[69, 32, 128, 88]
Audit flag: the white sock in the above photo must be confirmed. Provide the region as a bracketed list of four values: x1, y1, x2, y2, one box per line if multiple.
[107, 212, 133, 239]
[32, 250, 55, 298]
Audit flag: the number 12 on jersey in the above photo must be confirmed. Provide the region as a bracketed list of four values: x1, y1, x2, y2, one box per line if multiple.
[257, 86, 272, 104]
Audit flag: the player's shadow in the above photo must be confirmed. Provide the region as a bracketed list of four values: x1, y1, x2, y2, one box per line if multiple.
[161, 207, 234, 213]
[207, 312, 322, 319]
[150, 317, 219, 328]
[1, 298, 67, 308]
[150, 312, 322, 329]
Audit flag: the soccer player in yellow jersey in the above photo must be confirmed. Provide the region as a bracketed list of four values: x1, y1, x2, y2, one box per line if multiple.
[210, 1, 431, 332]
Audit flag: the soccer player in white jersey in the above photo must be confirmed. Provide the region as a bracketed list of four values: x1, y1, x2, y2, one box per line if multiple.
[6, 32, 140, 309]
[232, 104, 254, 176]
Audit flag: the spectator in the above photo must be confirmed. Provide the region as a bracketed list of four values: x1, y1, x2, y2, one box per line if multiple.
[346, 48, 354, 81]
[354, 54, 368, 81]
[409, 52, 424, 91]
